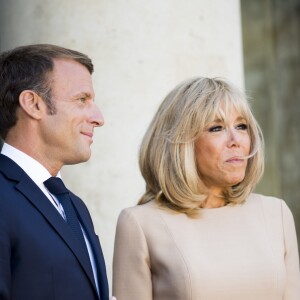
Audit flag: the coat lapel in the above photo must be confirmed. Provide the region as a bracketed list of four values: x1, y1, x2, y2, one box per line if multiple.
[0, 155, 98, 295]
[72, 195, 109, 300]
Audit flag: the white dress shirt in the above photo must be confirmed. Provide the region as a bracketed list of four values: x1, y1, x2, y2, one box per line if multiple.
[1, 143, 99, 295]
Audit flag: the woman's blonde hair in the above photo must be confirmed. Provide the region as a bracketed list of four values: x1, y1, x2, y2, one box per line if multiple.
[138, 77, 264, 216]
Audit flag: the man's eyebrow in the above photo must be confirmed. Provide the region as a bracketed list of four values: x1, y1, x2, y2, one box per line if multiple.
[73, 92, 93, 99]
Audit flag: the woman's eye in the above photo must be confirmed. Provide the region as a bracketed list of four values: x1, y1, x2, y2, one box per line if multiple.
[79, 97, 86, 103]
[208, 125, 223, 132]
[237, 123, 248, 130]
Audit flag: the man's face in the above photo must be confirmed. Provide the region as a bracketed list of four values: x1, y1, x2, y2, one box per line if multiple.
[40, 58, 104, 168]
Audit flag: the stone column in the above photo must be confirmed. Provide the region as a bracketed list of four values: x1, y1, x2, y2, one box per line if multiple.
[241, 0, 300, 254]
[0, 0, 244, 287]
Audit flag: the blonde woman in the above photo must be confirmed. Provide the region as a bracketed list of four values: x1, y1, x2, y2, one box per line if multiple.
[113, 77, 300, 300]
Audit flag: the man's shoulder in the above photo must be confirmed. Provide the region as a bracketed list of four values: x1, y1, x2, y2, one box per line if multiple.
[0, 153, 25, 181]
[0, 157, 19, 194]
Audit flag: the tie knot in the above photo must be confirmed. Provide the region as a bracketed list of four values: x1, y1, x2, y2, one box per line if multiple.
[44, 177, 69, 195]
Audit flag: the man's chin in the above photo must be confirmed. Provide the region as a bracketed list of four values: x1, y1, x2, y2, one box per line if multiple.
[64, 151, 92, 165]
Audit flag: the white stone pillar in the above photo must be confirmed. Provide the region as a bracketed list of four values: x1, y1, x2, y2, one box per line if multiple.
[0, 0, 244, 289]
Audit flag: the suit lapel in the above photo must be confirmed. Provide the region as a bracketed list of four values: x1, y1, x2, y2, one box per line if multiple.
[0, 155, 98, 295]
[72, 196, 109, 300]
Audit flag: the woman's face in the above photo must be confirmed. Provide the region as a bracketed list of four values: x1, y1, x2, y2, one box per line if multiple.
[195, 106, 251, 193]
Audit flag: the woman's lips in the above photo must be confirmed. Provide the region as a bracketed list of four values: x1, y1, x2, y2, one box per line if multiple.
[226, 157, 244, 163]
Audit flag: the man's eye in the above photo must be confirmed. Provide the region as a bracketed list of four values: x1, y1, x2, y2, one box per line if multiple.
[237, 123, 248, 130]
[79, 97, 86, 103]
[208, 126, 223, 132]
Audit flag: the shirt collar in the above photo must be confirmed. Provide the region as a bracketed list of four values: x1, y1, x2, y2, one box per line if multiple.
[1, 142, 61, 185]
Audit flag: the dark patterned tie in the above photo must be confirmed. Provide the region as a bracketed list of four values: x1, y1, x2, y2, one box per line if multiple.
[44, 177, 89, 256]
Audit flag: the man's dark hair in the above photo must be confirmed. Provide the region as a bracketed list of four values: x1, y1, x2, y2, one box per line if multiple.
[0, 44, 94, 139]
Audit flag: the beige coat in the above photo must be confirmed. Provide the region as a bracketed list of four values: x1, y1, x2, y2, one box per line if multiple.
[113, 194, 300, 300]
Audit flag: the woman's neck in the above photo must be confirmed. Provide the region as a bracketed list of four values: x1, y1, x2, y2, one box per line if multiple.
[200, 188, 226, 208]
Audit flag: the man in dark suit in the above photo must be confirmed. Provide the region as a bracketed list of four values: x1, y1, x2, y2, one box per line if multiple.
[0, 44, 112, 300]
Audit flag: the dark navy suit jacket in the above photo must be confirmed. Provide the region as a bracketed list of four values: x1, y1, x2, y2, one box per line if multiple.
[0, 154, 109, 300]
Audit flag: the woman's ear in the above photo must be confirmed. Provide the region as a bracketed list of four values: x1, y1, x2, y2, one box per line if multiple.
[18, 90, 47, 119]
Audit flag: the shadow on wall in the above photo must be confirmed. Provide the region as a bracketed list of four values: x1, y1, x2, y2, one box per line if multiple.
[241, 0, 300, 254]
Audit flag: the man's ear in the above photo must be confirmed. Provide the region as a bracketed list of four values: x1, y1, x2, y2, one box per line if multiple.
[18, 90, 47, 119]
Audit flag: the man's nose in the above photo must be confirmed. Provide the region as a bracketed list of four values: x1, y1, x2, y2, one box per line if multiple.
[89, 102, 104, 127]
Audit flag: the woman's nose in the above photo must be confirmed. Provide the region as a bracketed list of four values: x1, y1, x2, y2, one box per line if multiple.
[227, 129, 240, 147]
